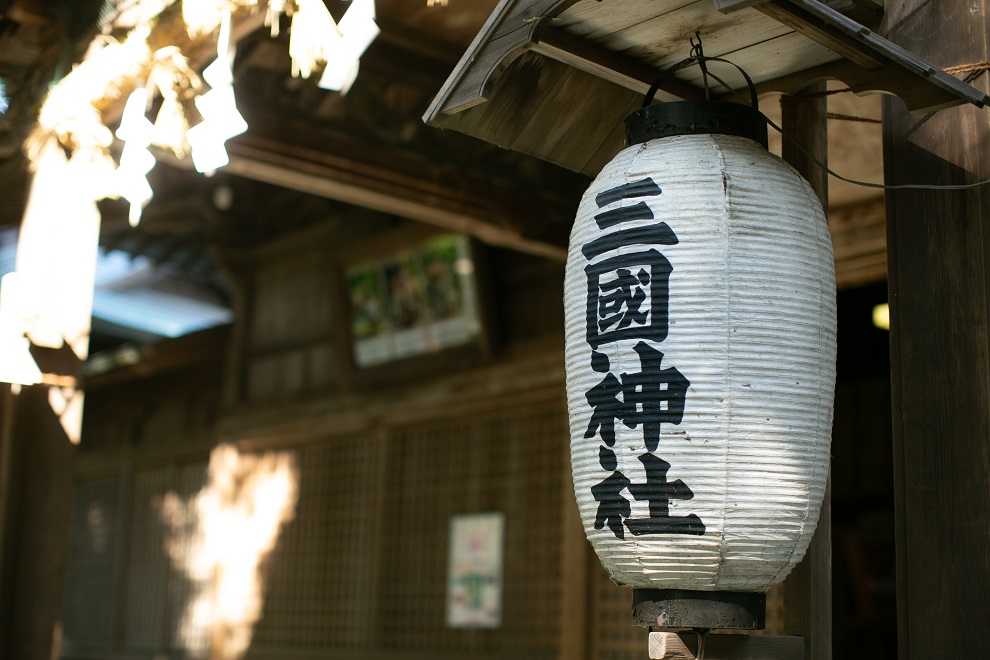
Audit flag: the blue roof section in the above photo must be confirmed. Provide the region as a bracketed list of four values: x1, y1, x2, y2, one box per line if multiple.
[0, 227, 232, 341]
[91, 287, 232, 338]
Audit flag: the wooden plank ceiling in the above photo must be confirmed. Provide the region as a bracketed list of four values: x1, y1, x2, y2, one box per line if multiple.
[0, 0, 590, 274]
[425, 0, 990, 178]
[0, 0, 902, 296]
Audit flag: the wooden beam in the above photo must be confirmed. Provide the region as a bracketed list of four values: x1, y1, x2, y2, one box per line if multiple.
[83, 325, 230, 390]
[830, 197, 886, 290]
[217, 337, 566, 447]
[712, 0, 772, 13]
[757, 1, 885, 69]
[533, 27, 703, 103]
[648, 632, 805, 660]
[425, 0, 583, 117]
[720, 0, 883, 24]
[226, 141, 567, 261]
[751, 58, 965, 113]
[881, 0, 990, 656]
[156, 126, 574, 262]
[780, 82, 832, 660]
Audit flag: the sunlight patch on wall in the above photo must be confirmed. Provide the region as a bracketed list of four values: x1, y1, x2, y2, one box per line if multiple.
[159, 444, 299, 658]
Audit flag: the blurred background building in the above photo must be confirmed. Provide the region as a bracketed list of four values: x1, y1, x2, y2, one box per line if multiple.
[0, 1, 896, 658]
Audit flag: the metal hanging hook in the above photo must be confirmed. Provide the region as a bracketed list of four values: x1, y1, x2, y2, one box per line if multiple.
[690, 31, 711, 100]
[642, 35, 759, 110]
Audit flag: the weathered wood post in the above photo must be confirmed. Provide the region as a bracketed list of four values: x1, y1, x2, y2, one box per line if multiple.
[882, 0, 990, 656]
[780, 82, 833, 660]
[0, 385, 77, 660]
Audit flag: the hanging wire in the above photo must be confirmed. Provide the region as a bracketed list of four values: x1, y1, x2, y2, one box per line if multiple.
[766, 115, 990, 190]
[643, 34, 759, 110]
[647, 35, 990, 191]
[691, 32, 711, 101]
[695, 629, 707, 660]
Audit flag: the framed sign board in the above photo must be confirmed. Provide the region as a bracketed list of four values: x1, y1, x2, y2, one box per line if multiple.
[346, 234, 484, 368]
[445, 512, 505, 628]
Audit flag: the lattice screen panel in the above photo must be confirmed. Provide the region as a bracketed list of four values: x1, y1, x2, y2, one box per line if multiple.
[378, 404, 566, 658]
[60, 476, 121, 656]
[62, 402, 570, 657]
[167, 462, 210, 655]
[588, 560, 646, 660]
[252, 436, 378, 649]
[122, 467, 173, 651]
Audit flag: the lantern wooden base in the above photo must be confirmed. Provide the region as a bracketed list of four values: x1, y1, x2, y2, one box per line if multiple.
[648, 632, 804, 659]
[633, 589, 766, 630]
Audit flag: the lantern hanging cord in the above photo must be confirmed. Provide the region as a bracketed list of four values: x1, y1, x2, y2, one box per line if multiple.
[766, 116, 990, 191]
[695, 629, 707, 660]
[690, 32, 711, 101]
[658, 36, 990, 190]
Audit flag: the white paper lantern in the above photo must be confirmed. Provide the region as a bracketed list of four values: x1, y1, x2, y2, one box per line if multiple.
[564, 100, 836, 598]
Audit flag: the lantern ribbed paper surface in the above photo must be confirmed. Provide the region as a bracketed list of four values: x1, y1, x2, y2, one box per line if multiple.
[565, 134, 836, 591]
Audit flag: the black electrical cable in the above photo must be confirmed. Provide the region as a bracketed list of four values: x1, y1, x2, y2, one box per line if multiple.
[766, 115, 990, 191]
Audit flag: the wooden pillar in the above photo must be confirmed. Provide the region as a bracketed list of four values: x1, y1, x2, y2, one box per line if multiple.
[559, 422, 589, 660]
[779, 82, 833, 660]
[0, 385, 77, 660]
[213, 250, 252, 409]
[0, 384, 16, 642]
[881, 1, 990, 657]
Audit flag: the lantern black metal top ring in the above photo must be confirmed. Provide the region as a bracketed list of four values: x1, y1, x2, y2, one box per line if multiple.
[626, 35, 769, 150]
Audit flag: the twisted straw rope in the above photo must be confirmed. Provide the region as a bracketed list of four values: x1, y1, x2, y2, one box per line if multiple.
[944, 61, 990, 76]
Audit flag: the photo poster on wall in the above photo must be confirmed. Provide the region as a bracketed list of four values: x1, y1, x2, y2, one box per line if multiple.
[445, 512, 505, 628]
[346, 233, 481, 367]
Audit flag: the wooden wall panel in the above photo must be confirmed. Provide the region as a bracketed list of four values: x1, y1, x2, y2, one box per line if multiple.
[830, 198, 886, 291]
[166, 462, 211, 654]
[378, 405, 565, 658]
[491, 250, 566, 347]
[80, 364, 223, 460]
[122, 467, 172, 652]
[587, 563, 641, 660]
[60, 476, 122, 657]
[246, 349, 321, 403]
[249, 255, 333, 352]
[66, 400, 572, 659]
[67, 229, 591, 659]
[240, 242, 344, 404]
[252, 437, 379, 650]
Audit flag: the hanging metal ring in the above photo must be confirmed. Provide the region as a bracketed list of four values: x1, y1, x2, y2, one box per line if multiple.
[642, 55, 760, 110]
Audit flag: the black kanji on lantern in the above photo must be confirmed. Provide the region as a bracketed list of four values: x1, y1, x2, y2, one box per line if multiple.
[594, 177, 662, 218]
[592, 447, 631, 539]
[583, 343, 689, 451]
[626, 452, 705, 536]
[584, 351, 625, 447]
[583, 176, 703, 540]
[591, 449, 705, 539]
[583, 177, 677, 261]
[622, 341, 689, 452]
[586, 250, 673, 348]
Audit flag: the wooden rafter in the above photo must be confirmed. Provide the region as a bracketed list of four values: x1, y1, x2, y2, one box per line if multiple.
[151, 120, 578, 261]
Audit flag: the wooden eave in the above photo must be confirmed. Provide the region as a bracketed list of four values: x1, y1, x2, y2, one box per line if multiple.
[424, 0, 990, 177]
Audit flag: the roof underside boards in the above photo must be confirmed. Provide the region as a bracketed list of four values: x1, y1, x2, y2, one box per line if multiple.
[425, 0, 990, 177]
